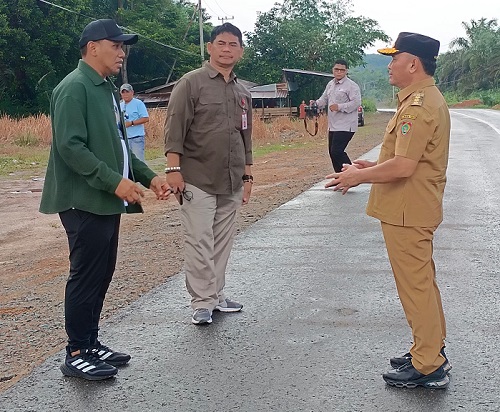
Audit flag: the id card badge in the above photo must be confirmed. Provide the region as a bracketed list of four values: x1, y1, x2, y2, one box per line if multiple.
[241, 111, 248, 130]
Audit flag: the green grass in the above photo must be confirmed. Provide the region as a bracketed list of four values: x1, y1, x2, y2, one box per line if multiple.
[0, 113, 386, 178]
[148, 141, 317, 164]
[146, 147, 165, 160]
[14, 133, 40, 147]
[253, 141, 315, 157]
[0, 151, 49, 177]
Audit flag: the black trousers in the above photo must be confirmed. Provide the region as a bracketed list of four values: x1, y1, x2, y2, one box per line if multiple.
[59, 209, 121, 352]
[328, 130, 355, 172]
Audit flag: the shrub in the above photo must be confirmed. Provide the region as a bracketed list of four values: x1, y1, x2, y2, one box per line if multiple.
[0, 114, 51, 145]
[362, 98, 377, 113]
[477, 90, 500, 107]
[14, 132, 40, 147]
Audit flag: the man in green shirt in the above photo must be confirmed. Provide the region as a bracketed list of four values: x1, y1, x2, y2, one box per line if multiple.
[40, 19, 169, 381]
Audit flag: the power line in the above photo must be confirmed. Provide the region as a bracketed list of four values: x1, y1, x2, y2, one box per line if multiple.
[165, 5, 199, 83]
[37, 0, 199, 56]
[212, 0, 231, 16]
[201, 0, 223, 20]
[218, 16, 234, 24]
[203, 0, 230, 18]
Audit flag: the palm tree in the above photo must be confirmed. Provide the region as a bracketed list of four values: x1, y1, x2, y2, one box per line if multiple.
[437, 18, 500, 94]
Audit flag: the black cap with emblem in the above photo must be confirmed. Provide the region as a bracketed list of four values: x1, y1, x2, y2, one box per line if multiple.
[79, 19, 138, 49]
[377, 32, 440, 61]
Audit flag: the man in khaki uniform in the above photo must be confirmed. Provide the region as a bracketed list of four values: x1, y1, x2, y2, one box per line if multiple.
[325, 32, 451, 389]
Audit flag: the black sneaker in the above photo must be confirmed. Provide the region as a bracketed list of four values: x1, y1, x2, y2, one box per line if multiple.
[383, 362, 450, 389]
[390, 347, 451, 373]
[92, 341, 131, 366]
[60, 348, 118, 381]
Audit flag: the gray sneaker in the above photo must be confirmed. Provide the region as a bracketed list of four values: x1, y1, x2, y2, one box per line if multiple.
[214, 298, 243, 313]
[192, 308, 212, 325]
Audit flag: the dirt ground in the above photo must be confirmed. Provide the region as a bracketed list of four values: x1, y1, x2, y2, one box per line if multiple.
[0, 112, 391, 392]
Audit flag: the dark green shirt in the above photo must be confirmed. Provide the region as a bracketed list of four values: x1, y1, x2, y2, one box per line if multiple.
[164, 62, 253, 195]
[40, 60, 156, 215]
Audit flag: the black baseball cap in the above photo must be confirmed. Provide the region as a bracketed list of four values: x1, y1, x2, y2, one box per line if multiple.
[378, 32, 440, 61]
[79, 19, 138, 49]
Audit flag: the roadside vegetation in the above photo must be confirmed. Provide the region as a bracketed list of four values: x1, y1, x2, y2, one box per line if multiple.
[1, 3, 498, 176]
[0, 0, 388, 117]
[0, 110, 394, 177]
[437, 19, 500, 107]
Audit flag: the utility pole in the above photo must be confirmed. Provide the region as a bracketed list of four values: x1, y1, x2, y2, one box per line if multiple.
[165, 6, 197, 84]
[218, 16, 234, 24]
[198, 0, 204, 63]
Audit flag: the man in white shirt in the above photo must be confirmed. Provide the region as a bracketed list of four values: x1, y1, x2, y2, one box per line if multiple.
[312, 59, 361, 172]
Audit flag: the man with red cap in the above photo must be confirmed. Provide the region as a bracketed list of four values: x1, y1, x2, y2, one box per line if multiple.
[325, 32, 451, 389]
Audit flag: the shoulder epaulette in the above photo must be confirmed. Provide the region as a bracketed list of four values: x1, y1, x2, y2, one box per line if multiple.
[411, 92, 424, 106]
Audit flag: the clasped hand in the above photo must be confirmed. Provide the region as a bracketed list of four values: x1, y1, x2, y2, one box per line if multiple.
[149, 176, 171, 200]
[115, 176, 172, 203]
[325, 160, 374, 195]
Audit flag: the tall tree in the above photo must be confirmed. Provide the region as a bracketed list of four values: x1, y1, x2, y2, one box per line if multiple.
[0, 0, 210, 115]
[237, 0, 388, 87]
[437, 18, 500, 94]
[115, 0, 206, 89]
[0, 0, 87, 115]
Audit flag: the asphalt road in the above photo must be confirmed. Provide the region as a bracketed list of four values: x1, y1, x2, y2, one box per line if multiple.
[1, 109, 499, 412]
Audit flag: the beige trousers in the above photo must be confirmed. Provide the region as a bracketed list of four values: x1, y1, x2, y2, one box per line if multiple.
[381, 222, 447, 375]
[181, 183, 243, 311]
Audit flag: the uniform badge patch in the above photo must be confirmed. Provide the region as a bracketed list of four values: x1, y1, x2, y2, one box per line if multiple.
[401, 121, 412, 135]
[401, 114, 416, 120]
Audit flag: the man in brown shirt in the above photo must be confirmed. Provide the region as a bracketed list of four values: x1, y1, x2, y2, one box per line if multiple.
[325, 32, 451, 389]
[164, 23, 253, 325]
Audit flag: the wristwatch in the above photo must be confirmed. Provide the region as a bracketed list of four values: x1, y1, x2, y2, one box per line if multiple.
[242, 174, 253, 183]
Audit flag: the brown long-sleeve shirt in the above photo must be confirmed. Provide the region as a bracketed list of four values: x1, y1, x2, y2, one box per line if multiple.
[164, 62, 253, 195]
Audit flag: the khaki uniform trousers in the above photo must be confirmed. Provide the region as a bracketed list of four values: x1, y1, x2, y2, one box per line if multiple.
[381, 222, 447, 375]
[181, 183, 243, 311]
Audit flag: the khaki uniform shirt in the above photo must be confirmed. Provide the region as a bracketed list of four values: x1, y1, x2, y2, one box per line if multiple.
[164, 62, 253, 195]
[366, 78, 450, 227]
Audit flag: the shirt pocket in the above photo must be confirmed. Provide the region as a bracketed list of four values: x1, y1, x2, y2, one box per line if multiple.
[197, 96, 224, 121]
[386, 115, 397, 134]
[380, 115, 398, 158]
[333, 88, 349, 103]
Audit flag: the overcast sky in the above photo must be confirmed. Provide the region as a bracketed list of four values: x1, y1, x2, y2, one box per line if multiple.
[201, 0, 496, 54]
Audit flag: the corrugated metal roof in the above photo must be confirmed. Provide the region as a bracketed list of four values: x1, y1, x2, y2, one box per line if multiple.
[249, 82, 288, 99]
[282, 68, 334, 78]
[144, 81, 177, 93]
[238, 79, 258, 90]
[250, 84, 278, 92]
